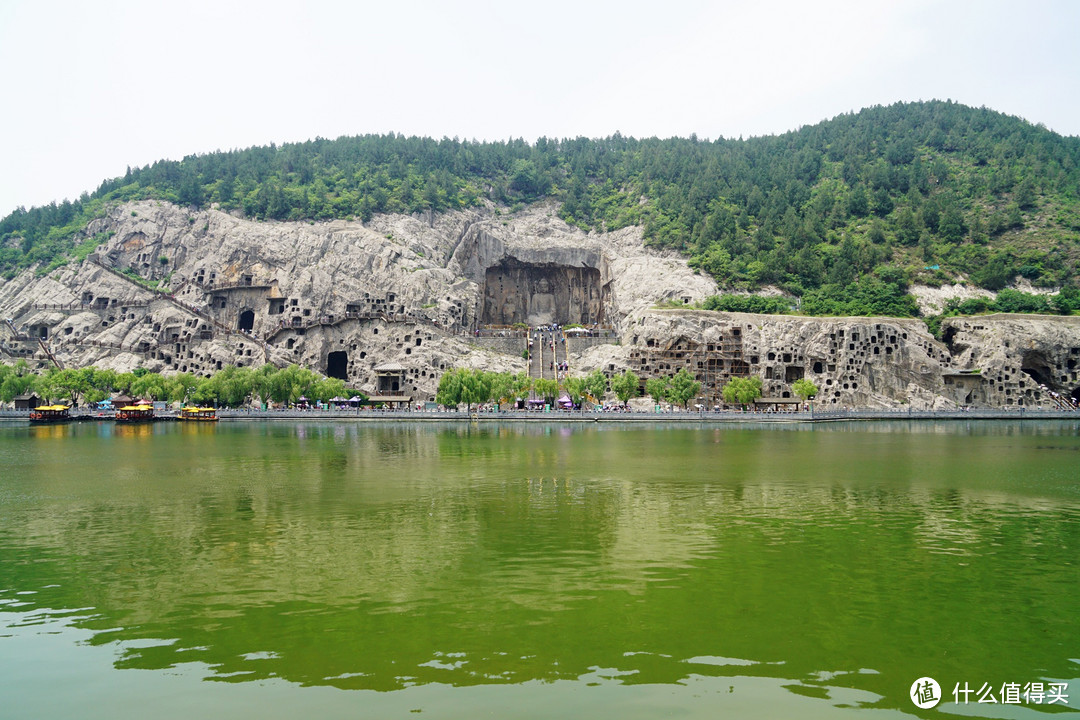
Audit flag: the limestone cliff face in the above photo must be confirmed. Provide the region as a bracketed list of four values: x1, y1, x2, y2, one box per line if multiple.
[0, 200, 713, 399]
[577, 311, 956, 410]
[1, 200, 1078, 409]
[938, 314, 1080, 407]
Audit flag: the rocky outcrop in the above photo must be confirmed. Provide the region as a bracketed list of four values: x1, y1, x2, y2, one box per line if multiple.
[0, 200, 713, 399]
[939, 314, 1080, 408]
[1, 200, 1078, 409]
[576, 311, 956, 410]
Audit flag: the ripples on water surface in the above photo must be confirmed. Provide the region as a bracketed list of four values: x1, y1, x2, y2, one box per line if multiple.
[0, 420, 1078, 719]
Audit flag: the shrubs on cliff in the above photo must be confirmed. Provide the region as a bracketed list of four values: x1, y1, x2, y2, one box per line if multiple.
[703, 268, 920, 317]
[800, 276, 920, 317]
[943, 287, 1080, 317]
[702, 295, 793, 314]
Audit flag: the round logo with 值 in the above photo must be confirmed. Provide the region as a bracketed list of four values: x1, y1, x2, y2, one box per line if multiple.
[910, 677, 941, 709]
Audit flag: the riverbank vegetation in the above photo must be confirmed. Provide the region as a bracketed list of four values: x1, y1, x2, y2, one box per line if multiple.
[3, 101, 1077, 317]
[435, 367, 620, 410]
[0, 361, 359, 408]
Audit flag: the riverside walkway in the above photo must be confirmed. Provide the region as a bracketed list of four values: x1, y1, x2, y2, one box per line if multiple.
[2, 407, 1075, 424]
[215, 407, 1077, 423]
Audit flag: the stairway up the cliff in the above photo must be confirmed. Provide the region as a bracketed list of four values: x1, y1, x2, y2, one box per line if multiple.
[1046, 390, 1076, 411]
[39, 339, 64, 369]
[541, 332, 558, 381]
[553, 331, 568, 377]
[3, 318, 29, 340]
[528, 333, 543, 380]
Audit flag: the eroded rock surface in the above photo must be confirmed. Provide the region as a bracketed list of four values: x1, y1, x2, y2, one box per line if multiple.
[2, 200, 1078, 409]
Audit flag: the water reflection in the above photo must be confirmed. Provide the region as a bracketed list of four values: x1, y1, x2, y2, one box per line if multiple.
[0, 421, 1077, 717]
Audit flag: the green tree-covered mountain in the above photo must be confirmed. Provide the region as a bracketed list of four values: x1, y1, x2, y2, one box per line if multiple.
[3, 100, 1079, 316]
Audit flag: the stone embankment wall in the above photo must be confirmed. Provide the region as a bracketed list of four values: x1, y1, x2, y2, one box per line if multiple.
[462, 335, 527, 357]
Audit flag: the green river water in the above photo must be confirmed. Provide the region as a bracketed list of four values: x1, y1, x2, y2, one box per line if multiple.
[0, 419, 1077, 719]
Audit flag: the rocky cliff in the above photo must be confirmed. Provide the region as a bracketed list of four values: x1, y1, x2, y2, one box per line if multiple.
[1, 200, 1078, 410]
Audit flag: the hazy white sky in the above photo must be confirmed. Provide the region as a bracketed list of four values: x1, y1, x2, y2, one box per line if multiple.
[1, 0, 1078, 217]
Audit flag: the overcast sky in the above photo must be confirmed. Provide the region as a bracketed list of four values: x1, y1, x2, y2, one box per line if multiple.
[1, 0, 1078, 218]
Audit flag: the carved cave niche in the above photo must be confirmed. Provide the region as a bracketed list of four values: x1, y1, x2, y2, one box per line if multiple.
[326, 351, 348, 381]
[1020, 350, 1056, 389]
[480, 259, 608, 326]
[238, 309, 255, 332]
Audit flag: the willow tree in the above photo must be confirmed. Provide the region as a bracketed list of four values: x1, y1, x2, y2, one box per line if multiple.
[534, 378, 558, 406]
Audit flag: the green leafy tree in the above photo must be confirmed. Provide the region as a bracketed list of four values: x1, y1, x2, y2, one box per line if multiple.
[564, 376, 586, 406]
[113, 372, 137, 394]
[168, 373, 203, 404]
[190, 378, 219, 406]
[45, 368, 92, 405]
[792, 378, 819, 404]
[265, 364, 317, 405]
[534, 377, 559, 406]
[436, 367, 464, 409]
[667, 368, 702, 409]
[458, 369, 492, 413]
[509, 372, 533, 402]
[0, 361, 39, 403]
[938, 203, 966, 244]
[722, 376, 763, 409]
[83, 367, 117, 404]
[645, 377, 670, 406]
[250, 364, 280, 406]
[130, 371, 170, 401]
[487, 371, 515, 407]
[207, 365, 255, 407]
[1014, 177, 1036, 210]
[584, 370, 608, 404]
[309, 376, 347, 403]
[1050, 286, 1080, 315]
[610, 370, 640, 407]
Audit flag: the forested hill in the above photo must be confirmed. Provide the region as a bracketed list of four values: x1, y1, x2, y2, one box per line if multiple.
[3, 100, 1080, 315]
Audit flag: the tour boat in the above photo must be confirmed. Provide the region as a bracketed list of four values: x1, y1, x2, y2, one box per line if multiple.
[115, 404, 155, 422]
[29, 405, 71, 423]
[179, 406, 218, 422]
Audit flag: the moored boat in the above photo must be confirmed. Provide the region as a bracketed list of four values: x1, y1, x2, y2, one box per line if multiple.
[115, 404, 155, 422]
[29, 405, 71, 423]
[179, 406, 218, 421]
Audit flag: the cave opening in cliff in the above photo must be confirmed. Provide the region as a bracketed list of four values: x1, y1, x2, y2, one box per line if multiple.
[480, 259, 607, 327]
[238, 309, 255, 332]
[1020, 350, 1055, 388]
[941, 324, 967, 354]
[326, 351, 348, 380]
